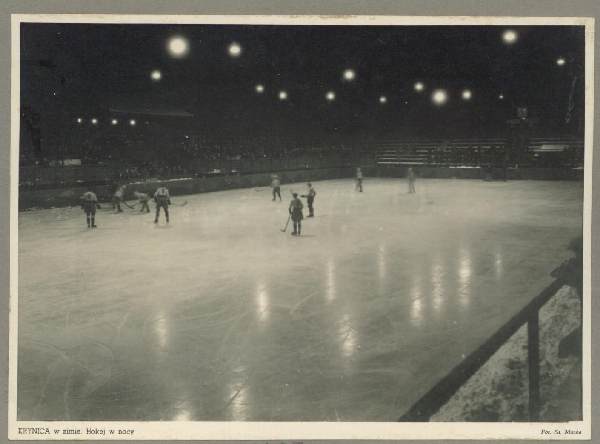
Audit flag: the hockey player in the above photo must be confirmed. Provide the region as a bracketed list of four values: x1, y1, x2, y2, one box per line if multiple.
[289, 192, 304, 236]
[154, 186, 171, 224]
[80, 190, 100, 228]
[134, 191, 151, 213]
[355, 167, 363, 192]
[407, 167, 416, 194]
[301, 182, 316, 217]
[112, 184, 126, 212]
[271, 174, 282, 201]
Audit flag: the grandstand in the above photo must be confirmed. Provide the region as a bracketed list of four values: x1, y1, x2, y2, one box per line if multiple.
[374, 136, 583, 168]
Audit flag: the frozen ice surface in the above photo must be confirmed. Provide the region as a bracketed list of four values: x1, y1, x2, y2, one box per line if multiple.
[17, 178, 583, 421]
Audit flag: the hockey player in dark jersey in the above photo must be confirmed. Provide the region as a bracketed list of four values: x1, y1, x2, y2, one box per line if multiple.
[301, 182, 317, 217]
[355, 167, 363, 192]
[80, 190, 100, 228]
[407, 167, 416, 194]
[289, 192, 304, 236]
[154, 186, 171, 224]
[134, 191, 151, 213]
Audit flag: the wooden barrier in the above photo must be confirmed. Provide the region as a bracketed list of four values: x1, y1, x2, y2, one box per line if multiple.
[19, 167, 355, 210]
[373, 165, 583, 181]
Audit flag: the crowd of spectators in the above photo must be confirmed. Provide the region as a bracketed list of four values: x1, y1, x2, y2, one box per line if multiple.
[19, 141, 356, 188]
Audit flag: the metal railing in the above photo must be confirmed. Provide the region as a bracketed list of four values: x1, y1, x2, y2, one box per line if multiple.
[398, 269, 572, 422]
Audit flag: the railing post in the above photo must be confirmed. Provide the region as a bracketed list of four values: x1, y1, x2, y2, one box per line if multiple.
[528, 310, 541, 421]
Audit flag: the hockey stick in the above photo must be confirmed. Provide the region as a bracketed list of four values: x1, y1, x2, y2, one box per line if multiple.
[281, 214, 291, 232]
[122, 200, 136, 209]
[97, 204, 122, 212]
[153, 199, 187, 208]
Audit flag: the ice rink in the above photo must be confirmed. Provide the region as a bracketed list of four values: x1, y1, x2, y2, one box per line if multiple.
[17, 178, 583, 421]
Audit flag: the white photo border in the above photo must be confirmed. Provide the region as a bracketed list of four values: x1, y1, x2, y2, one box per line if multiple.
[8, 13, 594, 441]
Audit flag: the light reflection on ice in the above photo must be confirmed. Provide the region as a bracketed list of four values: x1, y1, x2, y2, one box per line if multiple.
[458, 247, 472, 307]
[256, 280, 269, 323]
[227, 383, 249, 421]
[339, 313, 358, 358]
[326, 258, 336, 302]
[494, 251, 504, 279]
[172, 400, 193, 421]
[431, 255, 445, 313]
[410, 276, 424, 326]
[154, 312, 169, 350]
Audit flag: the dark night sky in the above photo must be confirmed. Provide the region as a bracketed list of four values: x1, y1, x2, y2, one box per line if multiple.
[20, 23, 585, 141]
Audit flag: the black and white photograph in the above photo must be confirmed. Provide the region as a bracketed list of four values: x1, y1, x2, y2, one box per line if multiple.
[8, 14, 593, 440]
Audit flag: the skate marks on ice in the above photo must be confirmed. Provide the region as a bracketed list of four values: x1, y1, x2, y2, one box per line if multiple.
[17, 179, 583, 421]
